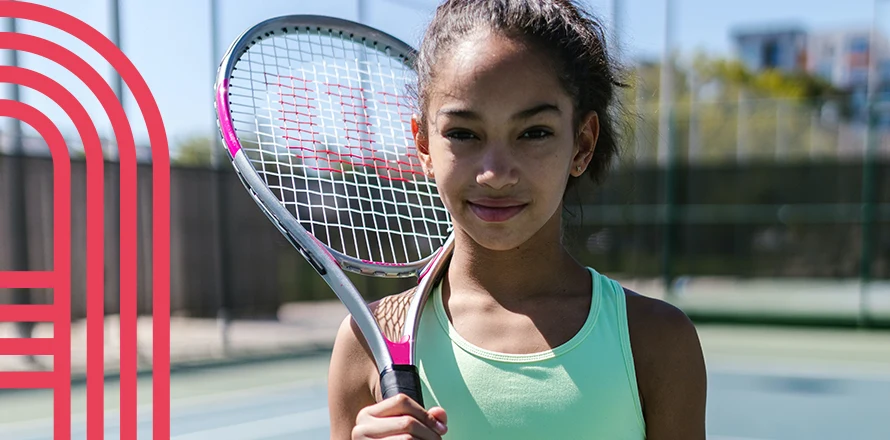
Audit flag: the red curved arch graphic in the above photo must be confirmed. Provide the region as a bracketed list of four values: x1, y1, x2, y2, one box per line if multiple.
[0, 99, 71, 439]
[0, 31, 136, 440]
[0, 2, 172, 439]
[0, 65, 106, 440]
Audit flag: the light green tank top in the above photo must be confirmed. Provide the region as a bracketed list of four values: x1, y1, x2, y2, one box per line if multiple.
[415, 267, 646, 439]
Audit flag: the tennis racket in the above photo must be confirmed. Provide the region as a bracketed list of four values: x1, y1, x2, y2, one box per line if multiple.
[213, 15, 454, 406]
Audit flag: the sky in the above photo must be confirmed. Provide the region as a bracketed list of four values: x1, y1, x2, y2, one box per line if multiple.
[0, 0, 883, 154]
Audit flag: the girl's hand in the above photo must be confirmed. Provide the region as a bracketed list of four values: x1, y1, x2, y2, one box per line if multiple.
[352, 394, 448, 439]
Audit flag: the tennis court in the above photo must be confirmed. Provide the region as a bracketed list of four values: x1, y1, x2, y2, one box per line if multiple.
[1, 305, 889, 439]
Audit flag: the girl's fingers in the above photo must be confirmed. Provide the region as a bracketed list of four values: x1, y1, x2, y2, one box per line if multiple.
[354, 394, 448, 438]
[356, 415, 442, 440]
[427, 406, 448, 434]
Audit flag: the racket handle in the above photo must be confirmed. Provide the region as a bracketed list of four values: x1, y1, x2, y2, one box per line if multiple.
[380, 364, 424, 407]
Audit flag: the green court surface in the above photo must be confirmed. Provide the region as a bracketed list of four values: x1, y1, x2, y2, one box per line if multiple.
[1, 324, 889, 439]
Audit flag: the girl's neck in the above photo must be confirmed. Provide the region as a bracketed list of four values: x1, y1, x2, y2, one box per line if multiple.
[444, 223, 588, 305]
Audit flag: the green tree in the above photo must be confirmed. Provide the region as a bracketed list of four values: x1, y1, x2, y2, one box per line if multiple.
[622, 54, 849, 164]
[174, 134, 216, 167]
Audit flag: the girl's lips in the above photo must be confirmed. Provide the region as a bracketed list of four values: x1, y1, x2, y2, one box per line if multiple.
[468, 201, 527, 222]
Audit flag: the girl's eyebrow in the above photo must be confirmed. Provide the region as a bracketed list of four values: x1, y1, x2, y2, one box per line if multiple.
[435, 103, 562, 123]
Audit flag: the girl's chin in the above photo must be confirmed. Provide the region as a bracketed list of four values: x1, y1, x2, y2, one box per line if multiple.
[458, 226, 533, 252]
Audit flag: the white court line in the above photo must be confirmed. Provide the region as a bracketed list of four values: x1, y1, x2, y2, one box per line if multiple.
[706, 356, 890, 383]
[170, 407, 330, 439]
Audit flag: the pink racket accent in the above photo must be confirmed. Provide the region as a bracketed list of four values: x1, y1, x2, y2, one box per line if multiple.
[385, 336, 412, 365]
[216, 79, 240, 157]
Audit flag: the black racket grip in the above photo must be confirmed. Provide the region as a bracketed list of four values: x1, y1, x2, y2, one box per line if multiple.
[380, 364, 424, 407]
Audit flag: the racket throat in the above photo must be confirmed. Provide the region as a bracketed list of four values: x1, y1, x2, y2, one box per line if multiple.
[384, 336, 413, 365]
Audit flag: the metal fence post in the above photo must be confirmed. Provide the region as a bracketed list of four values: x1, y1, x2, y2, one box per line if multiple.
[859, 102, 878, 329]
[776, 98, 788, 161]
[859, 0, 883, 328]
[210, 0, 234, 352]
[737, 88, 749, 164]
[662, 108, 678, 299]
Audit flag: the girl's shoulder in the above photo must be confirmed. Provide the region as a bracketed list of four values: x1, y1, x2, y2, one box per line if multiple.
[623, 288, 697, 342]
[623, 287, 708, 435]
[623, 287, 703, 375]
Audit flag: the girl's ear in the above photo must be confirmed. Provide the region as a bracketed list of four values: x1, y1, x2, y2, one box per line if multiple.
[413, 114, 434, 178]
[571, 111, 599, 177]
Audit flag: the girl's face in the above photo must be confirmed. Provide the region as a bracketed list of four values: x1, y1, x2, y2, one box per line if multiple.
[414, 30, 599, 251]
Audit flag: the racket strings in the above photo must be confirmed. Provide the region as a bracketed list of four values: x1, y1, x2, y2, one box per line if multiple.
[372, 289, 414, 342]
[227, 28, 451, 265]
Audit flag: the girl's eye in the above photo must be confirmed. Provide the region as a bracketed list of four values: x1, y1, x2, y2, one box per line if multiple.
[445, 130, 478, 141]
[521, 129, 553, 140]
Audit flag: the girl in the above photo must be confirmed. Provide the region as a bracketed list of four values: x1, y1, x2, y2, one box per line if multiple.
[328, 0, 707, 438]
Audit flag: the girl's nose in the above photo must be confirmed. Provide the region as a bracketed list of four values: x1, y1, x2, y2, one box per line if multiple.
[476, 142, 519, 190]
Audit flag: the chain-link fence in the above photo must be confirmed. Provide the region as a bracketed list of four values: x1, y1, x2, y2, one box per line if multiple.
[628, 96, 890, 165]
[1, 118, 888, 324]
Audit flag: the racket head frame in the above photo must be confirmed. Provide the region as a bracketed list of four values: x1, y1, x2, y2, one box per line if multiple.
[214, 14, 433, 279]
[213, 15, 454, 401]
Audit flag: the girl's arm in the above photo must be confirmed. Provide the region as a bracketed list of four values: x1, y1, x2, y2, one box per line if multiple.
[627, 291, 708, 440]
[328, 315, 380, 439]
